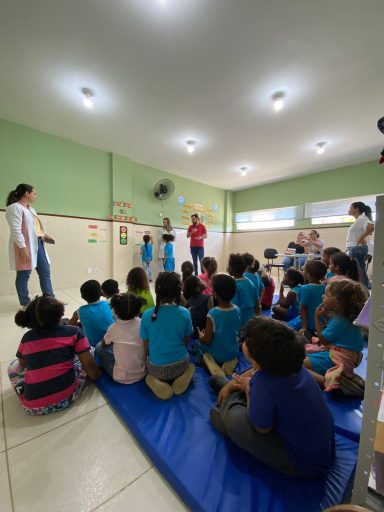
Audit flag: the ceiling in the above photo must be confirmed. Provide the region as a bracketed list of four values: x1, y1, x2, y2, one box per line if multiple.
[0, 0, 383, 190]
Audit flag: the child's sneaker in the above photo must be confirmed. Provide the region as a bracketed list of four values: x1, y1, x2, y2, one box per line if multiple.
[145, 375, 173, 400]
[339, 374, 365, 398]
[202, 353, 226, 378]
[221, 358, 238, 375]
[172, 364, 195, 395]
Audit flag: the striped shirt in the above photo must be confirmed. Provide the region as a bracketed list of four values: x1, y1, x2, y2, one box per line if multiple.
[16, 325, 90, 408]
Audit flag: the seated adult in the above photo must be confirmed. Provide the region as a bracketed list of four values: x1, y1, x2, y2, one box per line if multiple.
[302, 230, 324, 256]
[282, 232, 305, 272]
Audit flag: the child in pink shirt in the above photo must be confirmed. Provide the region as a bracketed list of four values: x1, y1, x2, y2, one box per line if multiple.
[199, 257, 218, 296]
[95, 293, 147, 384]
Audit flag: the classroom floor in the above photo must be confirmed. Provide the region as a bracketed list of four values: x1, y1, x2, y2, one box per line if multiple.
[0, 288, 188, 512]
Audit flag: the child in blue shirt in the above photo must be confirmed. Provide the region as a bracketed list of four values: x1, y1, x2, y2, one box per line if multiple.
[304, 279, 368, 391]
[272, 268, 304, 321]
[198, 274, 241, 377]
[163, 234, 175, 272]
[69, 280, 114, 347]
[140, 272, 195, 400]
[228, 253, 259, 335]
[209, 317, 335, 478]
[243, 252, 265, 303]
[288, 260, 327, 339]
[140, 234, 153, 283]
[322, 247, 341, 280]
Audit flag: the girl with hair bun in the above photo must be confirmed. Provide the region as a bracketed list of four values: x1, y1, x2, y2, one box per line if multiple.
[95, 293, 147, 384]
[9, 296, 101, 415]
[5, 183, 55, 305]
[346, 201, 374, 287]
[140, 272, 195, 400]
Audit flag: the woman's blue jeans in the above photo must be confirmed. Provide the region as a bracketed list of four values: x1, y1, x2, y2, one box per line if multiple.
[348, 245, 369, 288]
[15, 238, 54, 306]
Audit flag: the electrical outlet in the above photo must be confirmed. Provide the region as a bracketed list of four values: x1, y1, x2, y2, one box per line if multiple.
[87, 267, 93, 274]
[94, 267, 100, 274]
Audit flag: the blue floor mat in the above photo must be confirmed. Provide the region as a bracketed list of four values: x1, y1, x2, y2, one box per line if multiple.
[96, 367, 358, 512]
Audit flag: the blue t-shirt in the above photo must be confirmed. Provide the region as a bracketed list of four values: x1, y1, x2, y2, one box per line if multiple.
[140, 305, 193, 365]
[322, 316, 364, 352]
[141, 243, 153, 262]
[248, 367, 334, 477]
[300, 283, 326, 332]
[78, 301, 114, 347]
[200, 305, 241, 363]
[244, 272, 265, 297]
[232, 278, 259, 328]
[164, 242, 174, 259]
[325, 271, 335, 279]
[289, 284, 301, 317]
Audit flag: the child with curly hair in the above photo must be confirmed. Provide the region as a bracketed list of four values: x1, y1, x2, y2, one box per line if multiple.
[272, 268, 304, 321]
[304, 279, 368, 395]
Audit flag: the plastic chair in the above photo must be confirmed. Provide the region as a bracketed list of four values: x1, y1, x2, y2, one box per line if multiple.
[264, 248, 285, 281]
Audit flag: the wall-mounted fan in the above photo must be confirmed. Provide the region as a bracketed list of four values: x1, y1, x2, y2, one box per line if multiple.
[153, 179, 175, 200]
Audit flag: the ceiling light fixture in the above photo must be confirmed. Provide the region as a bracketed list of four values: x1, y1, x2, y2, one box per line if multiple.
[186, 140, 196, 154]
[316, 141, 327, 154]
[240, 166, 248, 177]
[272, 91, 285, 111]
[81, 87, 94, 108]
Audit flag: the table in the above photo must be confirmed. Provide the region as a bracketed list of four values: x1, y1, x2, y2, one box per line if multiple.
[275, 253, 316, 270]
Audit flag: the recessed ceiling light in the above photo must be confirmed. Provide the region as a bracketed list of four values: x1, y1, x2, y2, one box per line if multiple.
[186, 140, 196, 154]
[240, 166, 248, 177]
[81, 87, 94, 108]
[272, 91, 285, 111]
[316, 141, 327, 154]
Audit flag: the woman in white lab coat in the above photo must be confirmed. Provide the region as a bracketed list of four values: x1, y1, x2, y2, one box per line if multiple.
[158, 217, 176, 270]
[6, 184, 54, 306]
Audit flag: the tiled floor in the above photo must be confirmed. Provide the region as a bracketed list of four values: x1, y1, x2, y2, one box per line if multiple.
[0, 290, 188, 512]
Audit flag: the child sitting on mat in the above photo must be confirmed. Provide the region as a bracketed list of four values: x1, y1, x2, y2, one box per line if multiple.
[272, 268, 304, 321]
[322, 247, 341, 280]
[183, 275, 213, 337]
[304, 279, 368, 395]
[199, 256, 218, 296]
[259, 266, 275, 309]
[101, 279, 120, 300]
[9, 296, 101, 415]
[243, 253, 264, 303]
[127, 267, 155, 315]
[328, 252, 360, 283]
[69, 280, 114, 347]
[209, 317, 335, 478]
[140, 272, 195, 400]
[181, 260, 194, 283]
[197, 274, 241, 377]
[287, 260, 327, 339]
[228, 253, 259, 336]
[95, 293, 147, 384]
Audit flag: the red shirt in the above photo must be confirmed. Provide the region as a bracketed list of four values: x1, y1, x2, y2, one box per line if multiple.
[188, 223, 207, 247]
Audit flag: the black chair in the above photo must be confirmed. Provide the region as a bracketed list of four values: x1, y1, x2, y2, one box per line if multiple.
[264, 248, 285, 282]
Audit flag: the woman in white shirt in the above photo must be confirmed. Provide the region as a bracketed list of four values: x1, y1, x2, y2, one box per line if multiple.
[346, 201, 375, 288]
[302, 229, 324, 255]
[6, 184, 54, 306]
[158, 217, 176, 270]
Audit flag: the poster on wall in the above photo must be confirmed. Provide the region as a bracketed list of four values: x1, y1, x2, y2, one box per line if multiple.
[179, 201, 217, 227]
[87, 224, 108, 244]
[119, 226, 128, 245]
[134, 228, 153, 246]
[111, 200, 137, 223]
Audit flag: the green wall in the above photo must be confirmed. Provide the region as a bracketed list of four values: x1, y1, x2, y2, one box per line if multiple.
[233, 160, 384, 214]
[0, 119, 226, 231]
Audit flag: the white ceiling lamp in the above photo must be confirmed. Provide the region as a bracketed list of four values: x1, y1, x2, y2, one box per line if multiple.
[186, 140, 196, 154]
[316, 141, 327, 154]
[81, 87, 94, 108]
[240, 166, 248, 177]
[272, 91, 285, 111]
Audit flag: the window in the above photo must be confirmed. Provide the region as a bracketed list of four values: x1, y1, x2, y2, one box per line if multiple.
[235, 206, 303, 231]
[306, 196, 377, 225]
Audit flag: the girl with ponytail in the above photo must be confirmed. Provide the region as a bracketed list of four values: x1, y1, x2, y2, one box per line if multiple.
[95, 293, 147, 384]
[329, 253, 361, 282]
[198, 256, 218, 295]
[5, 183, 54, 305]
[346, 201, 375, 288]
[139, 272, 195, 400]
[9, 296, 101, 415]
